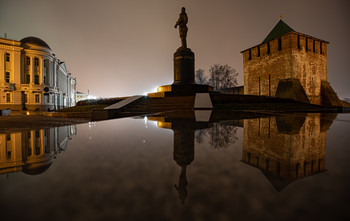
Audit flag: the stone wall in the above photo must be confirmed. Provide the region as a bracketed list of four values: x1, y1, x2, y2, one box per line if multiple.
[243, 32, 328, 105]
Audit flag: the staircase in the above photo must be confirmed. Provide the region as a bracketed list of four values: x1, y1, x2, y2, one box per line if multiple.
[121, 96, 195, 112]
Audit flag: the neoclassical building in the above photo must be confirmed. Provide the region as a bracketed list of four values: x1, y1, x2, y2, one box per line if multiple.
[0, 36, 76, 111]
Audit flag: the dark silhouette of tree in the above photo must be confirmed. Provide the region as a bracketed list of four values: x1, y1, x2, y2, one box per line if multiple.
[195, 68, 208, 84]
[208, 64, 238, 91]
[195, 122, 239, 149]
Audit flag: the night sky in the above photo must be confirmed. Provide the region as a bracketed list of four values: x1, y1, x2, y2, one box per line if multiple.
[1, 0, 349, 99]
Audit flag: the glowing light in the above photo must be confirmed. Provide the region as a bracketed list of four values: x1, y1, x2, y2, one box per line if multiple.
[86, 95, 97, 100]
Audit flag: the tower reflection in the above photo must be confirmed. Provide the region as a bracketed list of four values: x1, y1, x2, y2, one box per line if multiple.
[0, 125, 76, 176]
[242, 113, 336, 191]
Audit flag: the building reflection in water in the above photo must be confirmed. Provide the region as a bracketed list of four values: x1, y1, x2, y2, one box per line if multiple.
[0, 125, 76, 176]
[150, 111, 336, 203]
[242, 113, 336, 191]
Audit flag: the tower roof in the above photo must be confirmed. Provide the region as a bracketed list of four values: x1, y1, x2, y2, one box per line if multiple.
[262, 19, 295, 43]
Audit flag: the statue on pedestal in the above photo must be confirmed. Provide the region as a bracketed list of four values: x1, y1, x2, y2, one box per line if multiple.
[174, 7, 188, 49]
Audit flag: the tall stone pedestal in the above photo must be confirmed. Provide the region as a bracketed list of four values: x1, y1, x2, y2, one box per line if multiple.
[148, 47, 213, 98]
[170, 47, 212, 95]
[173, 47, 195, 85]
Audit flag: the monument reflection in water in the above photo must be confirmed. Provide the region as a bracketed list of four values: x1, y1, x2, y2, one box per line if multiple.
[0, 125, 76, 176]
[149, 111, 335, 203]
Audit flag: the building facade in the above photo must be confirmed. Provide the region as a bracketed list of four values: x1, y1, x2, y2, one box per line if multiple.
[241, 19, 338, 106]
[0, 36, 76, 111]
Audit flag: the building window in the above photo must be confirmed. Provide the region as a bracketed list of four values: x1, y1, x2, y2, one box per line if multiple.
[266, 159, 270, 171]
[313, 40, 315, 53]
[5, 53, 10, 62]
[5, 72, 10, 83]
[26, 74, 30, 84]
[268, 74, 271, 96]
[257, 46, 260, 57]
[297, 35, 301, 49]
[276, 162, 281, 175]
[267, 42, 270, 54]
[26, 57, 31, 65]
[35, 75, 40, 84]
[34, 57, 39, 66]
[24, 93, 28, 103]
[320, 42, 323, 54]
[306, 37, 309, 51]
[6, 93, 11, 103]
[278, 38, 282, 51]
[248, 49, 252, 60]
[47, 94, 50, 103]
[35, 94, 40, 103]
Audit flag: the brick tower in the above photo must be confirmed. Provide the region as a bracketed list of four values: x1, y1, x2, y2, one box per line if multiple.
[241, 19, 340, 106]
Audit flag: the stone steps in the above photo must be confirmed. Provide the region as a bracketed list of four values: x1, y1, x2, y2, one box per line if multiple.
[122, 96, 195, 111]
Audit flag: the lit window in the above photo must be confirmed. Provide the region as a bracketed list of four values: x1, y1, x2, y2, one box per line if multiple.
[35, 94, 40, 103]
[5, 72, 10, 83]
[5, 53, 10, 62]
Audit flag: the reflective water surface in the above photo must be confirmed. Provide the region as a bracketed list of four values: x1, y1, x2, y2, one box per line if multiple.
[1, 111, 350, 221]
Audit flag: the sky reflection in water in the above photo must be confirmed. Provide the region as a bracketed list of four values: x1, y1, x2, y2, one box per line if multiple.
[0, 112, 350, 221]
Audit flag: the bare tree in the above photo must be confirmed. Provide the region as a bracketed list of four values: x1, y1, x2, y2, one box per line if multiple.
[195, 69, 208, 84]
[208, 64, 238, 91]
[195, 122, 239, 149]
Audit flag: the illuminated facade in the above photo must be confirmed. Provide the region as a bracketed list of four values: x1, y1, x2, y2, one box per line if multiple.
[241, 20, 339, 106]
[0, 125, 76, 175]
[0, 36, 76, 111]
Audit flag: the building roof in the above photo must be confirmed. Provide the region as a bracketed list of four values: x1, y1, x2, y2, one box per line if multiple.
[20, 36, 51, 50]
[240, 19, 329, 53]
[262, 19, 295, 43]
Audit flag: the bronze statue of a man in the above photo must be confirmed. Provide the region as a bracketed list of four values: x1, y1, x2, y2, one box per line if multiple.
[174, 7, 188, 48]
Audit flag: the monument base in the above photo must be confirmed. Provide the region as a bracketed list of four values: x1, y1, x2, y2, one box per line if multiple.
[148, 84, 213, 97]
